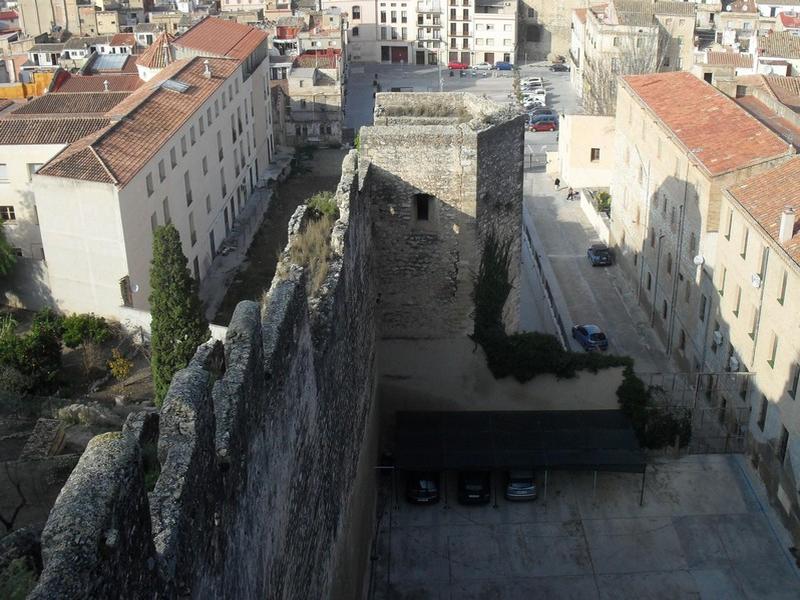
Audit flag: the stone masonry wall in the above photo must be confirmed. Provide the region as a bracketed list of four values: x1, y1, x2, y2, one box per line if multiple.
[29, 151, 377, 599]
[362, 92, 524, 339]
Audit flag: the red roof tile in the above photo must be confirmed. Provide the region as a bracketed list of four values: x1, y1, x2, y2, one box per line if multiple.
[110, 33, 135, 46]
[622, 72, 793, 176]
[136, 31, 175, 69]
[779, 11, 800, 28]
[737, 95, 800, 150]
[8, 92, 130, 117]
[0, 117, 110, 145]
[726, 157, 800, 263]
[173, 17, 268, 62]
[704, 51, 754, 68]
[40, 57, 239, 186]
[55, 74, 144, 93]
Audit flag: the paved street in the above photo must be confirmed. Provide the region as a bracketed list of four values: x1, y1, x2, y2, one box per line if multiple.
[372, 455, 800, 599]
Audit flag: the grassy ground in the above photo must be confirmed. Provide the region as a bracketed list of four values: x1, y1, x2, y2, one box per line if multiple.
[213, 147, 347, 324]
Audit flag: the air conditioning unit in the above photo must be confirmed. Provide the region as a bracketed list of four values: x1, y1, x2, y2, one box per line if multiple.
[713, 330, 724, 345]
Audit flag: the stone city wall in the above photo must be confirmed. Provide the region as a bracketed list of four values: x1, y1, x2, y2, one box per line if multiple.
[29, 151, 378, 599]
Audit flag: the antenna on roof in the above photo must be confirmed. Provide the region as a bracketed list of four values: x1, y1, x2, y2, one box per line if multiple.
[203, 59, 212, 79]
[103, 79, 109, 92]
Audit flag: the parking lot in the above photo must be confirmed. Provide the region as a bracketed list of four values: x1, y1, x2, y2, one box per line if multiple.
[370, 455, 800, 599]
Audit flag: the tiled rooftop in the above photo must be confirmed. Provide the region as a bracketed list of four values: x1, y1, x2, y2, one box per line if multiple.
[758, 31, 800, 59]
[110, 33, 136, 47]
[137, 32, 175, 69]
[173, 17, 268, 62]
[737, 95, 800, 150]
[726, 157, 800, 264]
[704, 51, 754, 67]
[293, 52, 339, 68]
[55, 73, 144, 93]
[779, 11, 800, 28]
[0, 117, 110, 145]
[574, 8, 588, 23]
[8, 92, 130, 117]
[622, 72, 793, 176]
[726, 0, 758, 13]
[39, 57, 238, 186]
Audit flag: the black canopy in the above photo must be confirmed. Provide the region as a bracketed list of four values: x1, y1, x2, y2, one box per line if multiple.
[394, 410, 646, 474]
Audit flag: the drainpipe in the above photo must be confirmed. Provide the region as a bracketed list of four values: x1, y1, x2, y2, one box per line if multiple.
[651, 233, 665, 326]
[666, 203, 685, 356]
[750, 247, 769, 369]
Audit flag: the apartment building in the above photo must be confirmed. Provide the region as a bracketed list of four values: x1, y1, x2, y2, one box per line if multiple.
[471, 0, 516, 65]
[320, 0, 380, 62]
[1, 18, 274, 318]
[570, 1, 695, 114]
[285, 53, 343, 145]
[715, 157, 800, 531]
[518, 0, 583, 63]
[609, 72, 793, 376]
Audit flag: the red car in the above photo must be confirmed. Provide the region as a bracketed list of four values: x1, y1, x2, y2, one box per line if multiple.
[448, 61, 469, 70]
[529, 118, 558, 132]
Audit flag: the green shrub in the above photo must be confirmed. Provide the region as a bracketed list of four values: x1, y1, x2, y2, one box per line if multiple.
[61, 313, 110, 349]
[0, 310, 64, 392]
[306, 191, 339, 219]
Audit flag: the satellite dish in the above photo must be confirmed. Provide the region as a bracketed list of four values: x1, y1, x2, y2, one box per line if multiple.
[726, 5, 732, 10]
[133, 284, 140, 293]
[693, 255, 705, 265]
[751, 273, 762, 288]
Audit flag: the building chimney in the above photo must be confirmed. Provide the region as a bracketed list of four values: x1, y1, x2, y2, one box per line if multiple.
[103, 79, 109, 92]
[203, 59, 211, 79]
[779, 207, 795, 243]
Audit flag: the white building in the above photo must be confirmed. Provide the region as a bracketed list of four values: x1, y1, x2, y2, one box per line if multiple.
[3, 18, 275, 318]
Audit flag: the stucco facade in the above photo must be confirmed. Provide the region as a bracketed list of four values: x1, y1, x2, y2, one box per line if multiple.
[557, 114, 615, 189]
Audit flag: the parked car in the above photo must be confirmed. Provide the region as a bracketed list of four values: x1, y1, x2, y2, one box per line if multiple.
[572, 324, 609, 351]
[406, 472, 440, 504]
[495, 61, 513, 70]
[528, 107, 556, 118]
[522, 76, 543, 85]
[472, 62, 492, 70]
[448, 61, 469, 70]
[529, 115, 558, 131]
[505, 470, 537, 501]
[549, 63, 569, 72]
[523, 98, 546, 110]
[458, 471, 491, 504]
[587, 243, 613, 266]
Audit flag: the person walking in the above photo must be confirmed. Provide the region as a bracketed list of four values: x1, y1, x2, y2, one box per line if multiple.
[567, 187, 575, 201]
[554, 177, 560, 191]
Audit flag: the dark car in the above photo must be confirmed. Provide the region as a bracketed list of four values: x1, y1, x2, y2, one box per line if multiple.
[505, 470, 537, 501]
[458, 471, 491, 504]
[572, 324, 609, 352]
[528, 108, 556, 121]
[406, 472, 440, 504]
[494, 61, 513, 71]
[549, 63, 570, 72]
[587, 243, 612, 266]
[448, 61, 469, 70]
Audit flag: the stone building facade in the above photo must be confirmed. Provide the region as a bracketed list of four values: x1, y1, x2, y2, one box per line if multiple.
[518, 0, 584, 62]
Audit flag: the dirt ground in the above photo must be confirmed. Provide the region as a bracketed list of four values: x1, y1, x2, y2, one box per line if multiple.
[213, 147, 347, 324]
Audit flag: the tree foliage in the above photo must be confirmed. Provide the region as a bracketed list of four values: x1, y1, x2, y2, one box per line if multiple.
[149, 224, 209, 405]
[0, 310, 62, 393]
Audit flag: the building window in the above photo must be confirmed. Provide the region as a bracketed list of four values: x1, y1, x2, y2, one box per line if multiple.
[220, 167, 227, 197]
[205, 194, 211, 215]
[662, 300, 668, 320]
[767, 332, 778, 368]
[740, 226, 748, 259]
[689, 231, 696, 256]
[146, 173, 154, 197]
[778, 269, 787, 305]
[414, 193, 432, 221]
[590, 147, 600, 162]
[193, 256, 200, 281]
[120, 276, 133, 307]
[202, 156, 208, 175]
[159, 159, 166, 182]
[190, 126, 196, 146]
[789, 363, 800, 400]
[181, 136, 187, 156]
[748, 305, 757, 339]
[209, 230, 216, 257]
[189, 212, 196, 246]
[733, 285, 741, 317]
[699, 294, 707, 322]
[646, 271, 652, 291]
[162, 197, 171, 225]
[217, 132, 224, 160]
[352, 5, 361, 18]
[184, 171, 192, 206]
[0, 163, 7, 182]
[757, 395, 768, 431]
[150, 212, 158, 233]
[678, 329, 686, 351]
[352, 26, 359, 36]
[649, 227, 655, 247]
[778, 426, 789, 464]
[666, 252, 673, 275]
[170, 147, 177, 168]
[0, 205, 15, 221]
[719, 266, 726, 296]
[199, 116, 205, 135]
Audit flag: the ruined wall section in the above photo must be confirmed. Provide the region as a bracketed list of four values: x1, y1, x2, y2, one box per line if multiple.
[29, 151, 377, 600]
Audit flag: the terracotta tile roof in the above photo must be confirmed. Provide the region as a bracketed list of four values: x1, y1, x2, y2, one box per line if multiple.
[173, 17, 268, 62]
[574, 8, 588, 23]
[779, 11, 800, 28]
[55, 73, 144, 93]
[0, 117, 110, 145]
[758, 31, 800, 58]
[110, 33, 135, 46]
[8, 92, 130, 117]
[652, 1, 696, 16]
[293, 52, 339, 68]
[737, 95, 800, 149]
[135, 23, 162, 33]
[136, 32, 175, 69]
[622, 72, 793, 176]
[39, 56, 238, 186]
[705, 51, 754, 67]
[726, 157, 800, 264]
[764, 75, 800, 111]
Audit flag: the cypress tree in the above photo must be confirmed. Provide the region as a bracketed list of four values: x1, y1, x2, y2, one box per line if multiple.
[149, 224, 209, 405]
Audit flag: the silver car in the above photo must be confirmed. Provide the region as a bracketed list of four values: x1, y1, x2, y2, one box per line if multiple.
[505, 470, 537, 501]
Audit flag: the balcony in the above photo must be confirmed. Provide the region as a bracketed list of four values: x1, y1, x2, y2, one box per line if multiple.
[417, 0, 441, 11]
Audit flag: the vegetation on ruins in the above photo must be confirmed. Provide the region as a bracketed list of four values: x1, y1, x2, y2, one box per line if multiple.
[471, 231, 690, 449]
[61, 313, 111, 375]
[0, 310, 63, 394]
[149, 224, 210, 405]
[0, 220, 15, 279]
